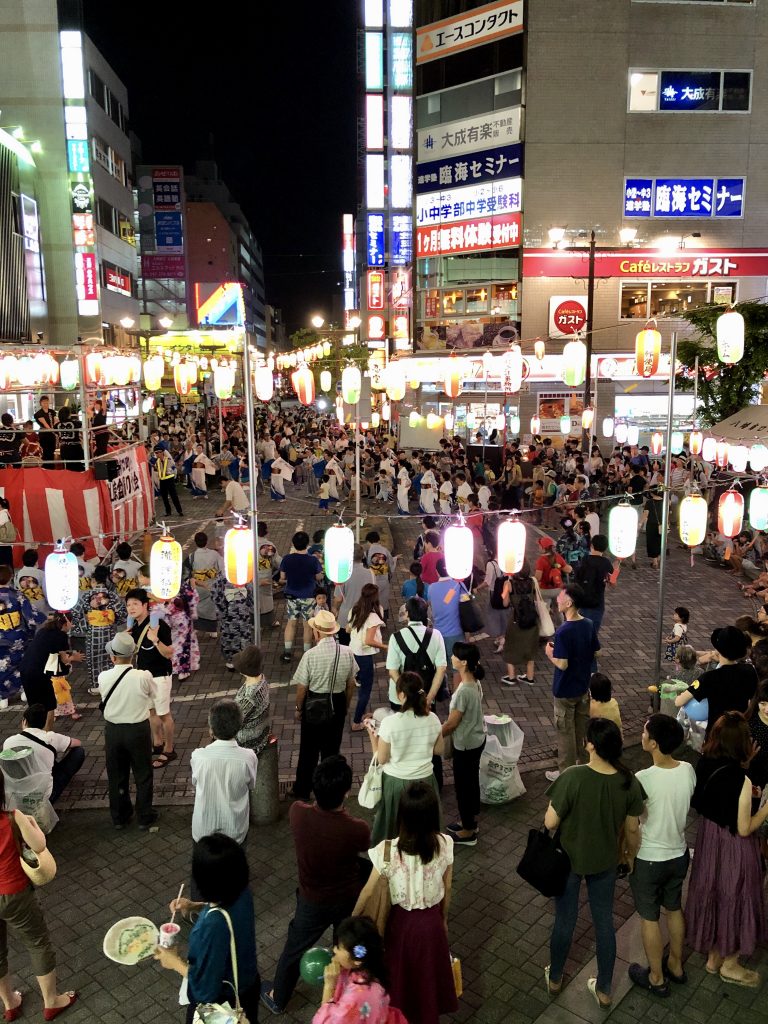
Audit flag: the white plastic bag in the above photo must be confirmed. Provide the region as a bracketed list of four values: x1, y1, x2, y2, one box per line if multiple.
[358, 757, 383, 809]
[479, 730, 526, 805]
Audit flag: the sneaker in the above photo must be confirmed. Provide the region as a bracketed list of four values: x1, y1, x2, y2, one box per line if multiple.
[516, 675, 535, 685]
[501, 675, 517, 686]
[545, 770, 561, 782]
[259, 982, 284, 1016]
[447, 828, 478, 847]
[88, 686, 101, 696]
[628, 963, 670, 998]
[280, 652, 292, 663]
[138, 814, 160, 831]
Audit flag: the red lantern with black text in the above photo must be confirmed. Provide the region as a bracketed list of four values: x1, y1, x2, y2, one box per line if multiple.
[635, 327, 661, 378]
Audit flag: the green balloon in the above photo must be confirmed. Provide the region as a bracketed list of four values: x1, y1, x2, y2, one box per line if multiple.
[300, 946, 332, 986]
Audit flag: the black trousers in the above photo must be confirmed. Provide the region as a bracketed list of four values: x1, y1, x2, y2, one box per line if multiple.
[452, 740, 485, 831]
[104, 720, 154, 826]
[158, 477, 183, 515]
[51, 745, 86, 803]
[272, 891, 354, 1008]
[293, 693, 347, 799]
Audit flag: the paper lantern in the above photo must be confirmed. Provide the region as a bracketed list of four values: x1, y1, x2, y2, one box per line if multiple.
[341, 366, 362, 404]
[670, 431, 684, 453]
[324, 524, 354, 584]
[224, 523, 254, 585]
[689, 430, 703, 456]
[85, 352, 103, 386]
[749, 486, 768, 530]
[174, 361, 196, 397]
[500, 344, 523, 393]
[635, 327, 661, 378]
[110, 354, 132, 386]
[60, 359, 80, 391]
[320, 370, 332, 393]
[562, 339, 587, 387]
[466, 412, 476, 428]
[729, 445, 748, 473]
[142, 355, 164, 392]
[444, 524, 473, 580]
[322, 341, 332, 357]
[292, 365, 315, 406]
[509, 414, 521, 434]
[582, 407, 594, 430]
[615, 422, 628, 445]
[627, 425, 640, 446]
[444, 355, 466, 399]
[482, 350, 495, 374]
[443, 411, 454, 430]
[609, 502, 639, 559]
[214, 364, 235, 400]
[150, 532, 183, 600]
[409, 411, 420, 427]
[560, 415, 571, 435]
[530, 415, 541, 435]
[381, 400, 391, 422]
[497, 519, 526, 574]
[651, 432, 663, 456]
[371, 411, 380, 428]
[717, 309, 744, 364]
[718, 489, 744, 538]
[385, 363, 406, 401]
[128, 355, 142, 383]
[715, 440, 729, 468]
[426, 413, 442, 429]
[679, 493, 708, 547]
[602, 417, 614, 438]
[702, 437, 716, 462]
[0, 357, 13, 390]
[44, 544, 79, 612]
[534, 339, 546, 361]
[254, 366, 274, 402]
[750, 444, 768, 472]
[409, 378, 420, 390]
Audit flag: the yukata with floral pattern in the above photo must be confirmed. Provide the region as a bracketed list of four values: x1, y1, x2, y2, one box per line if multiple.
[73, 584, 126, 688]
[0, 585, 46, 698]
[211, 575, 255, 664]
[164, 581, 200, 677]
[312, 969, 406, 1024]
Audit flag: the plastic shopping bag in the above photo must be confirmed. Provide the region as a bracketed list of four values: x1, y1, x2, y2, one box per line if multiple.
[479, 730, 526, 805]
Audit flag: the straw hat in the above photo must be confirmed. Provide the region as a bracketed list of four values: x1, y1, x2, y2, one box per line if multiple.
[308, 609, 340, 635]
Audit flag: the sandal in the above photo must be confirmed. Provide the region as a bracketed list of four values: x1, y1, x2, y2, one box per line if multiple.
[586, 978, 611, 1010]
[153, 750, 178, 769]
[152, 744, 164, 755]
[544, 965, 561, 996]
[719, 969, 760, 988]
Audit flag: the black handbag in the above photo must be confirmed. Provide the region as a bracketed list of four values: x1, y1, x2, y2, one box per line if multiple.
[302, 646, 340, 726]
[458, 585, 483, 634]
[516, 826, 571, 898]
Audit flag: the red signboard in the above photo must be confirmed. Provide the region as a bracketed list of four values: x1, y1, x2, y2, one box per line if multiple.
[367, 270, 385, 310]
[417, 212, 521, 257]
[368, 315, 386, 341]
[552, 299, 586, 335]
[142, 253, 185, 279]
[79, 252, 98, 300]
[523, 247, 768, 279]
[106, 267, 131, 295]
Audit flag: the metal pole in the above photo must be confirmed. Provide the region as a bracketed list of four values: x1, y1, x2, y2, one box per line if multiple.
[582, 229, 596, 455]
[242, 338, 261, 646]
[218, 396, 223, 443]
[77, 344, 91, 470]
[355, 399, 361, 543]
[693, 354, 699, 417]
[652, 330, 678, 690]
[482, 369, 488, 463]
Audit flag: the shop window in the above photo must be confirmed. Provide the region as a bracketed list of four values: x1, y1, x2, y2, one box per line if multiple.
[442, 289, 465, 315]
[629, 69, 752, 112]
[649, 281, 708, 317]
[620, 283, 649, 319]
[466, 287, 489, 314]
[491, 283, 518, 316]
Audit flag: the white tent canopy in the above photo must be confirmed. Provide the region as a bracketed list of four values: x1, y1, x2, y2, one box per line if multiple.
[705, 406, 768, 444]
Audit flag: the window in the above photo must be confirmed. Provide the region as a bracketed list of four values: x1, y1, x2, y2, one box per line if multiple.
[91, 135, 127, 185]
[107, 91, 125, 130]
[621, 283, 649, 319]
[88, 69, 106, 108]
[633, 1, 752, 5]
[629, 69, 752, 111]
[96, 197, 118, 234]
[650, 281, 709, 316]
[620, 280, 732, 319]
[101, 260, 133, 297]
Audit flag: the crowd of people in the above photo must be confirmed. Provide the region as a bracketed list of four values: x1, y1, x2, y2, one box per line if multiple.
[0, 396, 767, 1021]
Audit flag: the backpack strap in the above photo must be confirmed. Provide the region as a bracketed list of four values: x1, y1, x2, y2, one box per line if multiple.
[407, 625, 432, 657]
[20, 731, 57, 757]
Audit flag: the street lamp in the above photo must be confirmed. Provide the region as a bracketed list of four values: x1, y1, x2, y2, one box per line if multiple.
[311, 315, 325, 329]
[158, 316, 173, 329]
[119, 317, 135, 329]
[348, 315, 361, 329]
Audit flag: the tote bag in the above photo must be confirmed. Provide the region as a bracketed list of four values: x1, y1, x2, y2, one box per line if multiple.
[358, 757, 383, 809]
[516, 826, 571, 898]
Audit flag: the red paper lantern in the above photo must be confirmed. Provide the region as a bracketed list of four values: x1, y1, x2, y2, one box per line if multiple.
[650, 431, 663, 456]
[444, 355, 465, 399]
[718, 489, 744, 539]
[715, 440, 729, 468]
[292, 365, 315, 406]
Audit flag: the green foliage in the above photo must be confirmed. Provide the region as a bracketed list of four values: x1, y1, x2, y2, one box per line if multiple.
[286, 327, 369, 390]
[676, 300, 768, 426]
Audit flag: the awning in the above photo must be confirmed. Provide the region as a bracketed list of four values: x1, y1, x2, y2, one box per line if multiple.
[705, 406, 768, 444]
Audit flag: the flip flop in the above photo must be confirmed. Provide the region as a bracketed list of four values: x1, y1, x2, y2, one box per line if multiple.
[153, 751, 178, 769]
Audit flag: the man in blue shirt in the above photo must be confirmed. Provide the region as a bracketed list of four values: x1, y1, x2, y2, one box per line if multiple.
[544, 583, 600, 782]
[279, 531, 324, 664]
[428, 559, 465, 689]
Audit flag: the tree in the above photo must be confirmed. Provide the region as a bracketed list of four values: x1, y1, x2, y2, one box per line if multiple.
[287, 326, 369, 391]
[676, 300, 768, 426]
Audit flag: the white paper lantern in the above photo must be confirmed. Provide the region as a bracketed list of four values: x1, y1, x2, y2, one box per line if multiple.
[320, 370, 332, 393]
[500, 344, 523, 393]
[702, 437, 716, 462]
[679, 493, 708, 547]
[324, 524, 354, 584]
[729, 445, 748, 473]
[749, 486, 768, 531]
[530, 415, 541, 435]
[444, 524, 474, 580]
[560, 415, 571, 435]
[150, 533, 183, 600]
[750, 444, 768, 473]
[509, 414, 521, 434]
[255, 366, 274, 402]
[497, 519, 526, 574]
[717, 309, 744, 364]
[615, 422, 628, 444]
[409, 411, 421, 427]
[582, 407, 594, 430]
[44, 544, 79, 611]
[602, 417, 614, 438]
[651, 432, 663, 456]
[384, 363, 406, 401]
[443, 412, 454, 430]
[716, 440, 729, 468]
[627, 425, 640, 446]
[341, 366, 362, 405]
[562, 339, 587, 387]
[495, 413, 506, 430]
[608, 502, 639, 559]
[426, 413, 442, 429]
[670, 431, 684, 453]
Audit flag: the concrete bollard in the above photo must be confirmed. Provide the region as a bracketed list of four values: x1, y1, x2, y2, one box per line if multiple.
[250, 735, 280, 825]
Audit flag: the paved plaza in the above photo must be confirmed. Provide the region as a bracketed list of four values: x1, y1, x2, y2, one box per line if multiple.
[1, 486, 766, 1022]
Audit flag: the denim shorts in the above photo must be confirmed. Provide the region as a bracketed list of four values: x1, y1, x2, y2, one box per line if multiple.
[629, 850, 690, 921]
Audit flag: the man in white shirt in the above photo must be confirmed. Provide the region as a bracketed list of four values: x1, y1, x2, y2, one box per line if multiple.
[3, 703, 85, 803]
[97, 632, 158, 830]
[190, 700, 257, 894]
[455, 472, 473, 508]
[628, 714, 696, 997]
[220, 477, 249, 514]
[385, 597, 447, 706]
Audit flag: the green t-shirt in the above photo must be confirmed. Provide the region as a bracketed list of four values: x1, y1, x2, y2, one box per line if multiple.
[449, 682, 485, 751]
[547, 765, 645, 875]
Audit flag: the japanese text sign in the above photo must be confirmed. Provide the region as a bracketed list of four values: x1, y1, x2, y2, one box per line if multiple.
[416, 212, 521, 257]
[416, 142, 523, 194]
[418, 107, 521, 162]
[523, 248, 768, 279]
[154, 212, 183, 253]
[549, 296, 588, 339]
[416, 176, 522, 226]
[417, 0, 524, 64]
[367, 213, 385, 267]
[624, 177, 744, 218]
[107, 449, 142, 508]
[391, 215, 412, 266]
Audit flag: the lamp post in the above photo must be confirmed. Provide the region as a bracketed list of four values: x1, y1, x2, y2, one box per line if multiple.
[548, 226, 638, 453]
[242, 337, 261, 646]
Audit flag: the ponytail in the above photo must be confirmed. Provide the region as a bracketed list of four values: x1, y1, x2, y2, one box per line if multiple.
[451, 641, 485, 681]
[397, 671, 428, 716]
[586, 718, 632, 790]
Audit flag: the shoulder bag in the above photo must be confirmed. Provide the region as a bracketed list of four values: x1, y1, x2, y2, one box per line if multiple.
[458, 583, 484, 634]
[352, 839, 392, 936]
[516, 826, 571, 898]
[358, 756, 383, 809]
[302, 645, 340, 726]
[9, 812, 57, 886]
[532, 579, 555, 638]
[192, 906, 250, 1024]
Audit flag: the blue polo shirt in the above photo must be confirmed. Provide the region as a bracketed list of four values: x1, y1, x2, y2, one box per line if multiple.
[280, 552, 319, 598]
[428, 578, 463, 637]
[552, 617, 601, 699]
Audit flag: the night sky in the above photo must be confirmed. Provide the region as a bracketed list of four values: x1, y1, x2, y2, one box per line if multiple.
[82, 0, 358, 331]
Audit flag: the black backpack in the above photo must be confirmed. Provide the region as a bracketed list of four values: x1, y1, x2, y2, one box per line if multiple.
[490, 564, 507, 610]
[512, 580, 539, 630]
[394, 626, 436, 689]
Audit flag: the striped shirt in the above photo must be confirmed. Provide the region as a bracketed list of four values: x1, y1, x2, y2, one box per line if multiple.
[190, 739, 258, 843]
[293, 637, 357, 694]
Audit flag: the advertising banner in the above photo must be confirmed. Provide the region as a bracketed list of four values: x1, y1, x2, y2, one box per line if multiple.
[106, 448, 143, 508]
[417, 0, 524, 64]
[141, 254, 185, 279]
[154, 212, 183, 253]
[416, 142, 523, 194]
[417, 176, 522, 227]
[417, 107, 521, 162]
[523, 248, 768, 279]
[549, 296, 588, 338]
[416, 212, 521, 256]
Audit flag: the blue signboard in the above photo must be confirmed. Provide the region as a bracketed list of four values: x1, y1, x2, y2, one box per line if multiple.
[416, 143, 524, 195]
[154, 212, 183, 252]
[67, 139, 90, 174]
[391, 214, 412, 266]
[624, 177, 744, 218]
[659, 71, 720, 111]
[367, 213, 385, 267]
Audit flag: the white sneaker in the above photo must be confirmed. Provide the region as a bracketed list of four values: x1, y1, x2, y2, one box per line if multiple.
[545, 770, 561, 782]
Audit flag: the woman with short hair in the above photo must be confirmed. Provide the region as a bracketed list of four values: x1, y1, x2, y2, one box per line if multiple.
[233, 645, 271, 756]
